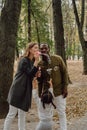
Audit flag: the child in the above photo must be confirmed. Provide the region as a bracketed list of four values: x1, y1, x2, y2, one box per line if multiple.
[32, 78, 56, 130]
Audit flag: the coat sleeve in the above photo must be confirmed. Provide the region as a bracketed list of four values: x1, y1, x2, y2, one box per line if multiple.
[58, 56, 69, 90]
[32, 89, 39, 105]
[37, 69, 44, 97]
[18, 57, 38, 78]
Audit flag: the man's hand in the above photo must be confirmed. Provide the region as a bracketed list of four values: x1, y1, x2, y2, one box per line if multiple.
[62, 88, 68, 98]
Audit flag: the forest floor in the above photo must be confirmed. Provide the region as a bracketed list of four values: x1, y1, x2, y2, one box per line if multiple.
[0, 60, 87, 130]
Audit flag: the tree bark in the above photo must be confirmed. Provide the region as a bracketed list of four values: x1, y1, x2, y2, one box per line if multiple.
[72, 0, 87, 74]
[28, 0, 31, 42]
[52, 0, 72, 84]
[31, 10, 40, 46]
[0, 0, 22, 116]
[52, 0, 66, 64]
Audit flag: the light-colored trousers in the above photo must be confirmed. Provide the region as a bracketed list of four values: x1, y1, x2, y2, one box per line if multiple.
[36, 120, 53, 130]
[54, 95, 67, 130]
[3, 105, 26, 130]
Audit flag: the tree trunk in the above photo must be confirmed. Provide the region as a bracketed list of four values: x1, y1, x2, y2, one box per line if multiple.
[72, 0, 87, 74]
[0, 0, 22, 117]
[72, 41, 75, 60]
[52, 0, 72, 84]
[83, 42, 87, 74]
[28, 0, 31, 42]
[52, 0, 66, 64]
[31, 10, 40, 46]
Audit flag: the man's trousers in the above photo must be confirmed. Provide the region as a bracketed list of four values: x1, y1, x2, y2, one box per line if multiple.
[54, 95, 67, 130]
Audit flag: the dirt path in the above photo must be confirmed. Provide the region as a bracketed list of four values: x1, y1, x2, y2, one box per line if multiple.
[67, 113, 87, 130]
[0, 112, 87, 130]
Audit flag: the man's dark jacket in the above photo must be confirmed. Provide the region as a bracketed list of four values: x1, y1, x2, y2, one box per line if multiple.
[38, 55, 68, 97]
[7, 57, 38, 112]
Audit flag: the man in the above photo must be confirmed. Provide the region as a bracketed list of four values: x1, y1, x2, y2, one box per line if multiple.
[38, 43, 68, 130]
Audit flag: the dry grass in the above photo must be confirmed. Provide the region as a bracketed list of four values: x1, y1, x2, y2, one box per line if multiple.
[66, 60, 87, 120]
[66, 86, 87, 120]
[67, 60, 87, 83]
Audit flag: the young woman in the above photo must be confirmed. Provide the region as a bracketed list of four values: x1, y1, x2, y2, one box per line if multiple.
[32, 78, 56, 130]
[3, 42, 40, 130]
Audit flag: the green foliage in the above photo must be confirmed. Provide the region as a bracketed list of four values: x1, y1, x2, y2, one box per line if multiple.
[16, 0, 83, 58]
[62, 0, 82, 59]
[31, 0, 53, 45]
[16, 0, 53, 56]
[16, 0, 28, 56]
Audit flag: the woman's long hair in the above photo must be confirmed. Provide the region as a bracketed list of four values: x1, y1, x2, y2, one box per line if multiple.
[23, 42, 38, 57]
[41, 90, 56, 109]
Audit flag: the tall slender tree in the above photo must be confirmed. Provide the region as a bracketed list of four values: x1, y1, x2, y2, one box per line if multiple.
[28, 0, 31, 42]
[0, 0, 22, 115]
[72, 0, 87, 74]
[52, 0, 66, 64]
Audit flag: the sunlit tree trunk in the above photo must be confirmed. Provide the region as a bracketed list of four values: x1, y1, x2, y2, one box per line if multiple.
[0, 0, 22, 116]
